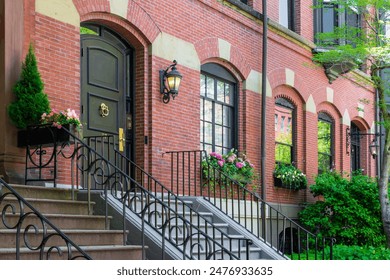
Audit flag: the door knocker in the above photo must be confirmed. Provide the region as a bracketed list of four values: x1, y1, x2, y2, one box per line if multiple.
[99, 103, 110, 118]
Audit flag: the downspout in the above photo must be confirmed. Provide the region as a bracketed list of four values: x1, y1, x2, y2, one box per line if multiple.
[261, 0, 268, 240]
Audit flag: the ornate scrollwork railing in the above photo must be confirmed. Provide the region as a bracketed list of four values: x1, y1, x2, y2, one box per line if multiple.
[0, 178, 91, 260]
[164, 150, 335, 260]
[21, 127, 254, 260]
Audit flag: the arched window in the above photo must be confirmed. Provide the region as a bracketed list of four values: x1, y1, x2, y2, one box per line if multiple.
[318, 112, 334, 173]
[200, 63, 237, 154]
[275, 98, 295, 164]
[351, 122, 361, 172]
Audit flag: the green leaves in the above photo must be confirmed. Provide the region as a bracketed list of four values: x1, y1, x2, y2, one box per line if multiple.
[273, 164, 307, 190]
[299, 171, 385, 246]
[7, 44, 50, 129]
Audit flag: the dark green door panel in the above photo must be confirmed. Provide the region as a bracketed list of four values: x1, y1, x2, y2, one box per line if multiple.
[81, 38, 125, 138]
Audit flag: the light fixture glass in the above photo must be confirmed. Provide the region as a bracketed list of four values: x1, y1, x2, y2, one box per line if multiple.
[160, 60, 183, 103]
[369, 138, 379, 159]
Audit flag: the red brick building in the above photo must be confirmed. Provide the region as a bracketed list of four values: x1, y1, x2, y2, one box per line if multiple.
[0, 0, 376, 217]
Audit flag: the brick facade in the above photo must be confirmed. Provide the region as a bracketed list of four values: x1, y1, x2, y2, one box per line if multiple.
[0, 0, 376, 210]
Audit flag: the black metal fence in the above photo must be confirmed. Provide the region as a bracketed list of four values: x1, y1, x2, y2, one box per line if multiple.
[164, 150, 335, 260]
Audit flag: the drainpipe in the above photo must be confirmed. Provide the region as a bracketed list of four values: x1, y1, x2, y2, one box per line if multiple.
[261, 0, 268, 240]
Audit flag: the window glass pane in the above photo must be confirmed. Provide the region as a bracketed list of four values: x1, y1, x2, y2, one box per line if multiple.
[207, 77, 214, 99]
[275, 114, 278, 131]
[275, 98, 294, 164]
[318, 113, 333, 172]
[318, 153, 331, 172]
[215, 125, 223, 146]
[200, 74, 206, 97]
[204, 122, 213, 144]
[223, 127, 231, 148]
[217, 81, 225, 102]
[204, 100, 213, 122]
[200, 99, 204, 120]
[318, 119, 331, 154]
[225, 84, 232, 104]
[223, 106, 231, 125]
[200, 121, 204, 142]
[323, 6, 335, 33]
[275, 143, 292, 164]
[279, 0, 289, 28]
[215, 103, 223, 125]
[80, 26, 99, 35]
[204, 144, 212, 155]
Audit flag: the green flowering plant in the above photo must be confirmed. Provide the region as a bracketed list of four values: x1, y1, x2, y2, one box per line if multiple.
[40, 108, 82, 129]
[273, 163, 307, 190]
[202, 149, 257, 186]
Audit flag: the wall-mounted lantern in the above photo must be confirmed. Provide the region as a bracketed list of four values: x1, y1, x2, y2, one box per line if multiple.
[369, 138, 379, 159]
[159, 60, 183, 104]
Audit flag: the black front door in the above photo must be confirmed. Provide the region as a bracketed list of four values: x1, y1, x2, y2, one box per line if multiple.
[81, 26, 133, 156]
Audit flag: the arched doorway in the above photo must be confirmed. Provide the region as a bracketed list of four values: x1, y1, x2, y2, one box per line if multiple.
[80, 24, 134, 159]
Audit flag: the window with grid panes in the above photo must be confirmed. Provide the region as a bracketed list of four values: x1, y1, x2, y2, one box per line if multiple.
[200, 64, 236, 155]
[314, 0, 361, 45]
[318, 112, 334, 173]
[275, 98, 295, 164]
[279, 0, 295, 31]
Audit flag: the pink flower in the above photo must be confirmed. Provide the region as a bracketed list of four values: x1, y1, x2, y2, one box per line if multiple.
[236, 162, 245, 169]
[218, 160, 225, 167]
[226, 154, 237, 163]
[210, 152, 223, 160]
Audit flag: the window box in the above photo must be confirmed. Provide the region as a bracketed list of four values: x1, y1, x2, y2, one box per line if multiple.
[17, 124, 72, 147]
[274, 176, 306, 191]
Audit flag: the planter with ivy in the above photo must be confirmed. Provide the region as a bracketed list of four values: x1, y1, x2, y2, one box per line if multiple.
[273, 163, 307, 190]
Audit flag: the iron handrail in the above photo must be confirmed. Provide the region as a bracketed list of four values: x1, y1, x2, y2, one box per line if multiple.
[0, 178, 91, 260]
[109, 145, 253, 260]
[26, 128, 253, 260]
[164, 150, 335, 260]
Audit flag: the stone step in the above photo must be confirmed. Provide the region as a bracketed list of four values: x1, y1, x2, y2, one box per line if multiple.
[0, 229, 125, 248]
[0, 213, 110, 230]
[1, 197, 94, 215]
[0, 245, 144, 260]
[1, 184, 77, 200]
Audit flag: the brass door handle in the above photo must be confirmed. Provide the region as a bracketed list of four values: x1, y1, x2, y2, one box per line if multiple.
[99, 103, 109, 117]
[119, 128, 125, 152]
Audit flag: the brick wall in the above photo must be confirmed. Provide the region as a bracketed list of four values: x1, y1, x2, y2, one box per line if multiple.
[17, 0, 375, 206]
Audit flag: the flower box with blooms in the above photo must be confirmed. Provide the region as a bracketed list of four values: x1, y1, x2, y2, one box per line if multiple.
[273, 164, 307, 190]
[202, 149, 257, 187]
[17, 109, 82, 147]
[40, 109, 82, 129]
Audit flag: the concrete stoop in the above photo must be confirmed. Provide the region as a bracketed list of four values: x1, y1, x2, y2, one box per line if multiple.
[0, 184, 144, 260]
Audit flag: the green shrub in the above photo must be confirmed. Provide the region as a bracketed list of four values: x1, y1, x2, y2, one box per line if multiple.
[8, 44, 50, 129]
[299, 171, 385, 246]
[325, 245, 390, 260]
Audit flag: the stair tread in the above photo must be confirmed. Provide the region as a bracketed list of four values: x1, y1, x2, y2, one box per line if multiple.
[2, 197, 93, 205]
[0, 229, 123, 233]
[3, 213, 109, 219]
[0, 244, 143, 254]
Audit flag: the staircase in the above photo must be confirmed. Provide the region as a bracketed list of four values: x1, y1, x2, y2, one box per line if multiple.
[2, 129, 331, 260]
[0, 183, 144, 260]
[103, 192, 283, 260]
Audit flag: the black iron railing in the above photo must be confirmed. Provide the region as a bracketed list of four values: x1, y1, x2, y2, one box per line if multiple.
[164, 150, 335, 260]
[22, 127, 254, 260]
[0, 178, 91, 260]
